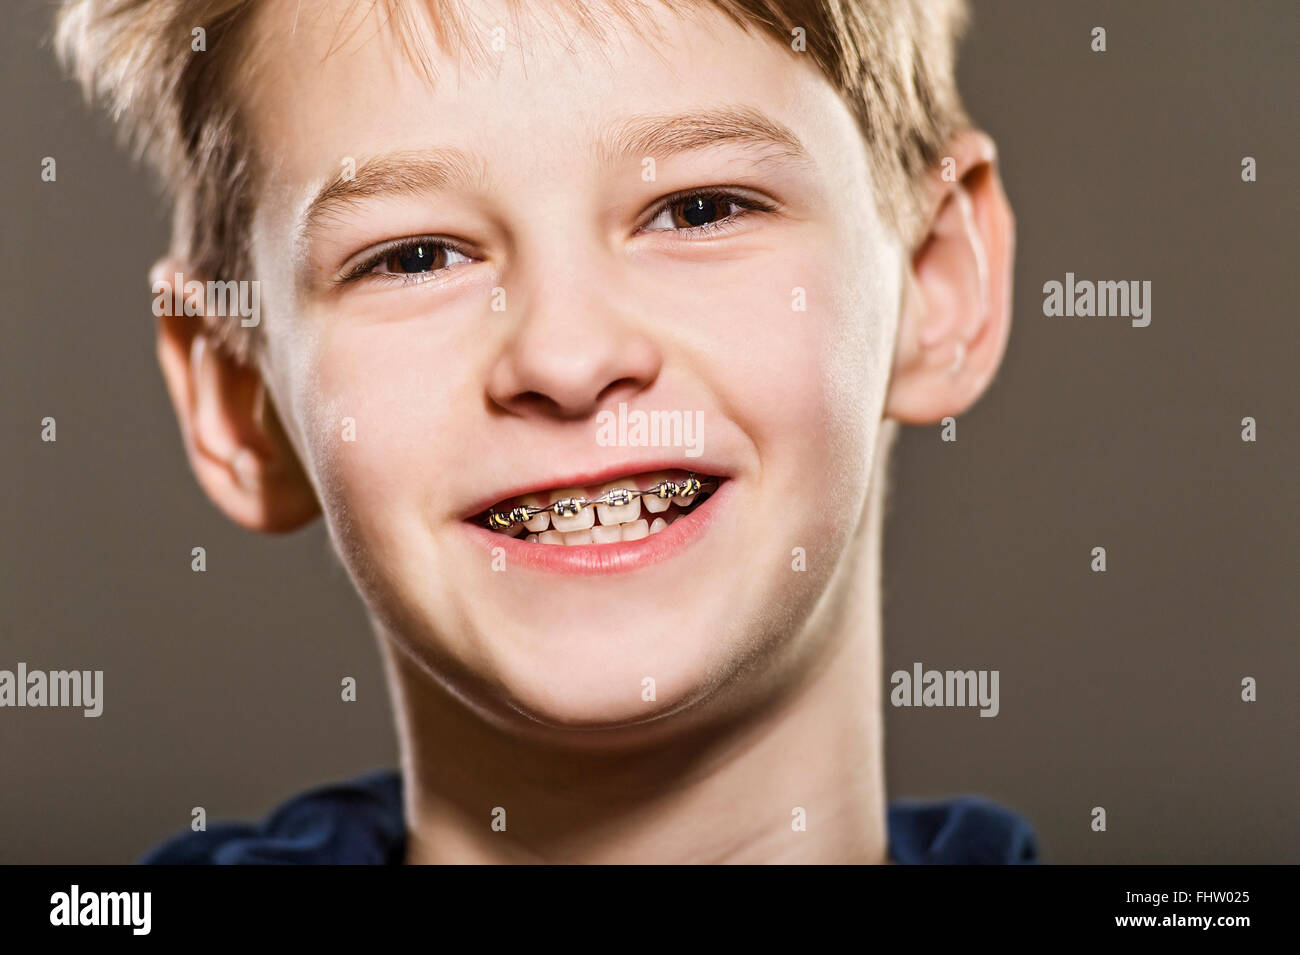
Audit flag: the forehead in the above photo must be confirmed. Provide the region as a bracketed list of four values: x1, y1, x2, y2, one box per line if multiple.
[241, 0, 862, 198]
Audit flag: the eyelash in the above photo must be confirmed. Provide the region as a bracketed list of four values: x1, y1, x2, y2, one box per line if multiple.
[639, 187, 777, 239]
[336, 187, 777, 287]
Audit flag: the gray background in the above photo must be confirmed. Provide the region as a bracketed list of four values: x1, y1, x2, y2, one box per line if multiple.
[2, 0, 1296, 864]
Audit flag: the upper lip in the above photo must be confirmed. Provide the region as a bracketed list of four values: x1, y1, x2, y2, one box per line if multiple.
[461, 457, 731, 520]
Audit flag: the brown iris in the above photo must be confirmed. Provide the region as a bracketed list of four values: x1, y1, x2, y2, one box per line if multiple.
[385, 242, 447, 274]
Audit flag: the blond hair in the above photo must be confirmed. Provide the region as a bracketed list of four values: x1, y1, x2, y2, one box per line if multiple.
[56, 0, 970, 363]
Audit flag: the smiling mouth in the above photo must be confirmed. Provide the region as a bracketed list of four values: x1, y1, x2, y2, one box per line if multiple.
[472, 470, 723, 545]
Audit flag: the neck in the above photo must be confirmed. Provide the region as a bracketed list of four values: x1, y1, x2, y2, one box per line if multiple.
[384, 433, 894, 865]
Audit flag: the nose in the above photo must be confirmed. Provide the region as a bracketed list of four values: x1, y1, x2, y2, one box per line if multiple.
[485, 245, 662, 420]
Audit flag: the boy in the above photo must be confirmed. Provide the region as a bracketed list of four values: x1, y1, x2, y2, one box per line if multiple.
[56, 0, 1030, 863]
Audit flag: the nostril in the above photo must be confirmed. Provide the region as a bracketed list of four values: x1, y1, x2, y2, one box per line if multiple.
[509, 391, 559, 415]
[502, 390, 606, 422]
[596, 378, 644, 406]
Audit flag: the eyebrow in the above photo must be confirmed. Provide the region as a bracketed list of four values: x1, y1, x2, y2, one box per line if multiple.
[301, 147, 487, 239]
[596, 104, 813, 168]
[300, 105, 811, 238]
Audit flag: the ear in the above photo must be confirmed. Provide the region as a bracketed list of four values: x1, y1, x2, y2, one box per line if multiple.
[884, 129, 1015, 423]
[150, 257, 320, 533]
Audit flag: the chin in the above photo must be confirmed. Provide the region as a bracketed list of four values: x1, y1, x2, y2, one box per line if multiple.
[466, 607, 741, 732]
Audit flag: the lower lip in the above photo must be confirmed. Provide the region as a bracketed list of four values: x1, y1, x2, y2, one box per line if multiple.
[460, 479, 733, 576]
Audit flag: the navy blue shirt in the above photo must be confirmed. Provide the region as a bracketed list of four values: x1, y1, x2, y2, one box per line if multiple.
[140, 769, 1039, 864]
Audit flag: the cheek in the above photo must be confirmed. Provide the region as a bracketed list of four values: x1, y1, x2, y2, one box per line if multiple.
[295, 322, 466, 547]
[693, 236, 898, 489]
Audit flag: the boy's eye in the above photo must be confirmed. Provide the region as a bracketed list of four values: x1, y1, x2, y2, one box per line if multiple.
[640, 189, 774, 235]
[648, 194, 736, 230]
[340, 238, 473, 285]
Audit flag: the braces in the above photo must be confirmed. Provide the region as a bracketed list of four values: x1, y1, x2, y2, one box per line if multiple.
[484, 473, 719, 531]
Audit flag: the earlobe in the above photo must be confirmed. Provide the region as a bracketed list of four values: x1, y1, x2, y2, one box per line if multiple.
[151, 257, 320, 533]
[884, 130, 1015, 424]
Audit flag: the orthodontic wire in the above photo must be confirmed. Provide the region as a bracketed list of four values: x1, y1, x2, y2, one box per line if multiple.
[485, 473, 718, 530]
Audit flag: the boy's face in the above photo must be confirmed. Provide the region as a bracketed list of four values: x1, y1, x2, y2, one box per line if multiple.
[243, 0, 902, 730]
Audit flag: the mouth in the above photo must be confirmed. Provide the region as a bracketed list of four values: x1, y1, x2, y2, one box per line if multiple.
[469, 469, 725, 545]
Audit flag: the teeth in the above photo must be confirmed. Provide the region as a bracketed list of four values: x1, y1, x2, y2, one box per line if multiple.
[488, 472, 716, 542]
[596, 482, 642, 526]
[520, 494, 550, 532]
[642, 472, 672, 513]
[671, 474, 701, 507]
[549, 489, 594, 532]
[591, 523, 623, 544]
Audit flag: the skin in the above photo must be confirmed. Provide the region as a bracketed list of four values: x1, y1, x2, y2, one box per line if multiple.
[152, 0, 1013, 863]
